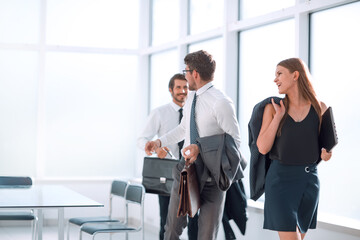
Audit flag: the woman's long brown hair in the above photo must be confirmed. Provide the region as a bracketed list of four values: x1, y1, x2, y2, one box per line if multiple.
[276, 58, 322, 136]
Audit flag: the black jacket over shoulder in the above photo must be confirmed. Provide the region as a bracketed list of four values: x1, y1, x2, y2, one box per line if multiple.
[248, 96, 282, 201]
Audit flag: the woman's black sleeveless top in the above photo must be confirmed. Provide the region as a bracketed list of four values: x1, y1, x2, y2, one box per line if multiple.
[269, 106, 320, 165]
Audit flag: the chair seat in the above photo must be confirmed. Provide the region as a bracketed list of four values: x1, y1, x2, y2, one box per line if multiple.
[69, 216, 119, 226]
[0, 212, 36, 221]
[81, 222, 137, 235]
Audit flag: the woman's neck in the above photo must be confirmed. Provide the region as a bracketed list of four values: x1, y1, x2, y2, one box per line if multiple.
[287, 90, 309, 107]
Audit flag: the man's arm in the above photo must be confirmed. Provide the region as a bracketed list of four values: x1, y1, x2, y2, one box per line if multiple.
[137, 110, 160, 150]
[158, 116, 186, 147]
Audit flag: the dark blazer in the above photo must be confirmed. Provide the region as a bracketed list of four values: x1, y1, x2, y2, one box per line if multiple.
[222, 179, 247, 237]
[248, 96, 282, 201]
[196, 133, 247, 192]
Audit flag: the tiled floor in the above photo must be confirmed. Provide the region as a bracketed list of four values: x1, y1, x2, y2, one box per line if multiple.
[0, 224, 159, 240]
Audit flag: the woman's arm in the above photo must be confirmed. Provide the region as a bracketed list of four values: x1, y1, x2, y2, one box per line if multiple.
[256, 99, 285, 155]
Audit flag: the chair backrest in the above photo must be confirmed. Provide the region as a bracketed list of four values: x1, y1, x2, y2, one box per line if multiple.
[125, 184, 145, 204]
[111, 180, 128, 197]
[124, 183, 145, 232]
[0, 176, 32, 188]
[109, 180, 128, 219]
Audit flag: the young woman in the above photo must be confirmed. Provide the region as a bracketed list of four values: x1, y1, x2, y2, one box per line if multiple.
[256, 58, 332, 240]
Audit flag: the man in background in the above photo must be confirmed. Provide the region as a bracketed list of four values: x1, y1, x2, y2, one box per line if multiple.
[137, 73, 198, 240]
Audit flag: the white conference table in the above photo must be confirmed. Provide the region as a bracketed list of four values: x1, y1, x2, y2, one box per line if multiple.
[0, 184, 104, 240]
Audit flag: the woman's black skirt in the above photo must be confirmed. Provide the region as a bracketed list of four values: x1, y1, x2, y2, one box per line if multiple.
[264, 160, 319, 233]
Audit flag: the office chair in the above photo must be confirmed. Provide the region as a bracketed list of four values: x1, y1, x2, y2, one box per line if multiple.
[67, 180, 128, 240]
[79, 183, 145, 240]
[0, 176, 38, 240]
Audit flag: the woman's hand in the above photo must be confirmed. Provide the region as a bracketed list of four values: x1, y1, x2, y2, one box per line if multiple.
[271, 98, 286, 120]
[321, 148, 332, 161]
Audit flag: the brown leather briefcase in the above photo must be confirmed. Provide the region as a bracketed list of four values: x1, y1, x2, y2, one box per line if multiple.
[177, 163, 200, 218]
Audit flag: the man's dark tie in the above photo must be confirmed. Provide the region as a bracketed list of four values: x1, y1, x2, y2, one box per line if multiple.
[190, 93, 199, 144]
[178, 108, 184, 159]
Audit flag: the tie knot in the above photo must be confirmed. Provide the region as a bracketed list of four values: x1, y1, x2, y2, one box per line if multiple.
[179, 108, 183, 114]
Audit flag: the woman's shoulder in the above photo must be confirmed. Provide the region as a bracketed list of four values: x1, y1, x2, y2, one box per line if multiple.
[264, 102, 275, 111]
[263, 102, 276, 119]
[318, 100, 327, 114]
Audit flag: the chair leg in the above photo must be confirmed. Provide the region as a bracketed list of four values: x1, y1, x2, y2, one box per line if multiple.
[67, 222, 70, 240]
[31, 220, 35, 240]
[32, 217, 38, 240]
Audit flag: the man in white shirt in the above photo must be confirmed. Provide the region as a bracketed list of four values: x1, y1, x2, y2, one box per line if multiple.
[137, 73, 198, 240]
[145, 50, 241, 240]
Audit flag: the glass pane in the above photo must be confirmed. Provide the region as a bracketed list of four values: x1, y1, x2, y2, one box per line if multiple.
[188, 38, 224, 92]
[0, 0, 40, 44]
[150, 49, 179, 109]
[44, 52, 138, 177]
[189, 0, 223, 35]
[0, 50, 38, 176]
[238, 19, 295, 198]
[310, 2, 360, 220]
[46, 0, 139, 48]
[151, 0, 179, 46]
[240, 0, 295, 19]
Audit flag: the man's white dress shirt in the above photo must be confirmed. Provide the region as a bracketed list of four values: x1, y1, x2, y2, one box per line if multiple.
[137, 102, 183, 159]
[159, 82, 241, 153]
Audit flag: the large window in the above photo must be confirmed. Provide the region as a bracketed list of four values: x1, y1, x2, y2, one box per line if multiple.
[0, 0, 140, 179]
[0, 0, 40, 44]
[238, 19, 295, 199]
[189, 0, 223, 35]
[150, 50, 179, 110]
[46, 0, 139, 48]
[0, 50, 39, 176]
[240, 0, 295, 19]
[151, 0, 180, 46]
[43, 53, 138, 177]
[310, 1, 360, 220]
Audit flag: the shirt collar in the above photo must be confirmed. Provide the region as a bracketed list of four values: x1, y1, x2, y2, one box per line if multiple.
[170, 101, 182, 111]
[195, 82, 213, 96]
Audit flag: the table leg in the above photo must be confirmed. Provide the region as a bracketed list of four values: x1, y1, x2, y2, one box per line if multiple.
[58, 207, 65, 240]
[37, 209, 43, 240]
